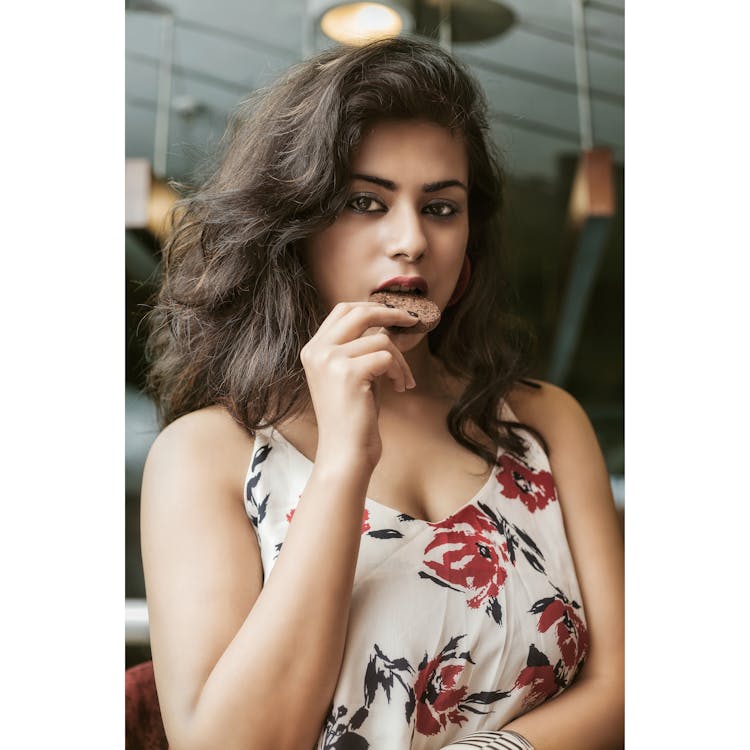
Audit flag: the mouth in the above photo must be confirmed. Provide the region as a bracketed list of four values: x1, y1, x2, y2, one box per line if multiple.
[373, 277, 429, 296]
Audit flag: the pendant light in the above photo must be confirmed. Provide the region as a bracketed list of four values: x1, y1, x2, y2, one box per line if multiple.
[310, 1, 515, 47]
[310, 1, 414, 45]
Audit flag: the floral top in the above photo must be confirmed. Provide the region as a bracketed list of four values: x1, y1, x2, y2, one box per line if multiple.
[243, 406, 588, 750]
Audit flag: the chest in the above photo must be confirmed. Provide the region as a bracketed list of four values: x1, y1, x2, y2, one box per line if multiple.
[367, 417, 495, 523]
[278, 410, 496, 524]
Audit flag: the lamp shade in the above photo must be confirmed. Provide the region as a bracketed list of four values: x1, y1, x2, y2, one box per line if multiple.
[414, 0, 515, 44]
[310, 1, 515, 47]
[310, 1, 414, 45]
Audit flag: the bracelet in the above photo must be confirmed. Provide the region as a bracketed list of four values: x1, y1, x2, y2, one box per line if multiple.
[439, 729, 535, 750]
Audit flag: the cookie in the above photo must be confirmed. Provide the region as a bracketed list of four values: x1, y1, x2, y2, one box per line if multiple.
[369, 291, 441, 334]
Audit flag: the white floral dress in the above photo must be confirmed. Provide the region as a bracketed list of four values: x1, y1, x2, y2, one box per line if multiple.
[244, 408, 588, 750]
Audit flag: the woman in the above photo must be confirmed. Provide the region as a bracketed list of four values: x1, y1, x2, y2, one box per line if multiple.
[141, 37, 624, 750]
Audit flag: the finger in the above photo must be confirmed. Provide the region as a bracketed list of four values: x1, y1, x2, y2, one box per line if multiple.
[312, 301, 364, 337]
[325, 304, 419, 345]
[350, 350, 402, 390]
[314, 300, 400, 334]
[338, 333, 415, 390]
[338, 339, 406, 393]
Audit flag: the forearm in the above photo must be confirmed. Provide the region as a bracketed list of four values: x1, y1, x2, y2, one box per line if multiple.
[500, 672, 624, 750]
[181, 456, 371, 750]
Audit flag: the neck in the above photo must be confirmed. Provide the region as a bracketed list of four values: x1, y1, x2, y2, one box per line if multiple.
[379, 338, 459, 409]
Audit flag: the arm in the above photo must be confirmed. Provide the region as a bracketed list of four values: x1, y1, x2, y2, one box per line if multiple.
[141, 406, 373, 750]
[496, 381, 624, 750]
[142, 302, 419, 750]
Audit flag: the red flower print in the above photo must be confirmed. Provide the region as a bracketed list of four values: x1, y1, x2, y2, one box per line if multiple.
[361, 508, 371, 534]
[495, 455, 556, 512]
[514, 644, 559, 710]
[422, 505, 508, 617]
[514, 664, 558, 710]
[414, 637, 471, 736]
[412, 634, 511, 736]
[535, 596, 589, 671]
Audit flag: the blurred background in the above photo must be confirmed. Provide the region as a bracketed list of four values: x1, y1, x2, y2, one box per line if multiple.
[125, 0, 624, 665]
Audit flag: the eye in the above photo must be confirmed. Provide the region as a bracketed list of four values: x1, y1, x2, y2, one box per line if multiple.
[347, 194, 386, 213]
[424, 201, 459, 218]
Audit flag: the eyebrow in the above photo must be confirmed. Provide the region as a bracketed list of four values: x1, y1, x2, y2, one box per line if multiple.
[352, 173, 467, 193]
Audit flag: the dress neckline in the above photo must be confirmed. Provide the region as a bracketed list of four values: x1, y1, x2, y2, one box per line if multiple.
[266, 427, 501, 526]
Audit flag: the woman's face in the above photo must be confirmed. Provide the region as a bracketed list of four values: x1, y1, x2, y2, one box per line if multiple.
[303, 119, 470, 348]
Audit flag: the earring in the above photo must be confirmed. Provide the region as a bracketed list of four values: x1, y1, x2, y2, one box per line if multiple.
[447, 255, 471, 307]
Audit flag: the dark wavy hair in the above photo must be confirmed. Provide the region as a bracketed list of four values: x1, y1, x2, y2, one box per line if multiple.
[145, 36, 541, 465]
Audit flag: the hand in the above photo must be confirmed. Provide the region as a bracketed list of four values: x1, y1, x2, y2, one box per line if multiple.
[300, 301, 418, 471]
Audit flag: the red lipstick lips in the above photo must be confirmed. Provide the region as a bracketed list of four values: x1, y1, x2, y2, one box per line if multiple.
[373, 276, 429, 295]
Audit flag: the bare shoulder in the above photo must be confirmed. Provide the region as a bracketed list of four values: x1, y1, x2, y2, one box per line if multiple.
[141, 406, 263, 731]
[144, 405, 255, 498]
[505, 379, 592, 452]
[506, 380, 611, 504]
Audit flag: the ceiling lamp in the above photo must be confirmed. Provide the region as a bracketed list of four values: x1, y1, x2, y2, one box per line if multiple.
[311, 1, 515, 47]
[317, 2, 413, 45]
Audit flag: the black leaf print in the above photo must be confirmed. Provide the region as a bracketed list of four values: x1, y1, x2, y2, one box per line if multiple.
[366, 658, 394, 703]
[367, 529, 404, 539]
[251, 443, 272, 472]
[522, 549, 546, 574]
[332, 731, 369, 750]
[442, 634, 465, 656]
[477, 501, 503, 531]
[478, 501, 518, 565]
[530, 596, 556, 615]
[387, 656, 412, 672]
[349, 706, 368, 731]
[363, 658, 378, 706]
[246, 472, 261, 495]
[457, 651, 474, 663]
[505, 538, 518, 566]
[550, 582, 582, 610]
[337, 705, 348, 718]
[397, 513, 416, 522]
[463, 689, 512, 704]
[257, 493, 270, 525]
[404, 689, 416, 724]
[486, 597, 503, 626]
[418, 570, 462, 592]
[527, 643, 551, 668]
[513, 523, 545, 559]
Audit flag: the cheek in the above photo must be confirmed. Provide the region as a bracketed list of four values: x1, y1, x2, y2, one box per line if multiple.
[303, 224, 371, 307]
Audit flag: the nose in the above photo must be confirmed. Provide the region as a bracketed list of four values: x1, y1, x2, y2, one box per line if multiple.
[385, 203, 427, 261]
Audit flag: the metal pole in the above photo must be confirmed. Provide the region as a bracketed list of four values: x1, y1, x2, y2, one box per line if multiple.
[153, 12, 175, 179]
[437, 0, 452, 52]
[125, 598, 150, 646]
[571, 0, 593, 150]
[302, 0, 316, 59]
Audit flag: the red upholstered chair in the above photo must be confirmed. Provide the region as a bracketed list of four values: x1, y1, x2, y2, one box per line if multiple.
[125, 661, 168, 750]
